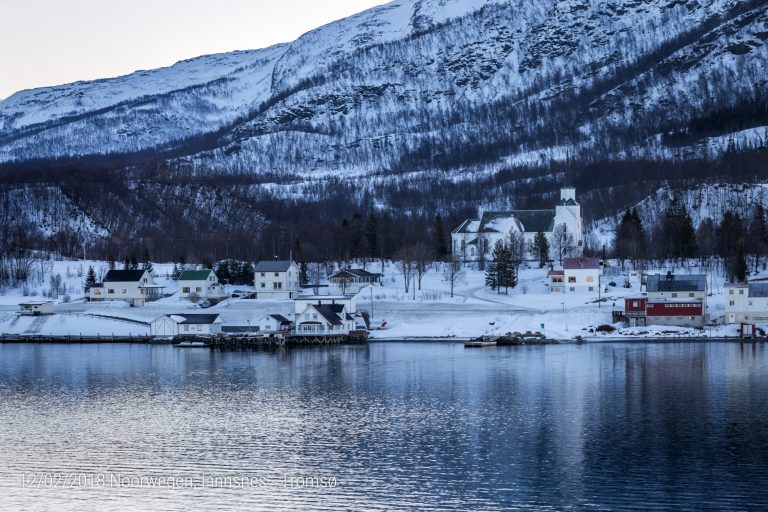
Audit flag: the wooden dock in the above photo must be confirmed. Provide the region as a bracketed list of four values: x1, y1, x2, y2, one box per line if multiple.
[0, 333, 365, 347]
[0, 334, 152, 344]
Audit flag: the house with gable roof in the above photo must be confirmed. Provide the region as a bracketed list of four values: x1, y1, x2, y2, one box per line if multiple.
[295, 304, 356, 335]
[451, 187, 583, 262]
[151, 314, 223, 336]
[725, 282, 768, 324]
[88, 269, 163, 307]
[178, 269, 226, 302]
[253, 260, 300, 299]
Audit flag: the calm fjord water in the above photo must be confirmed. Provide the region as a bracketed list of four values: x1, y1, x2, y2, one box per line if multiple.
[0, 342, 767, 511]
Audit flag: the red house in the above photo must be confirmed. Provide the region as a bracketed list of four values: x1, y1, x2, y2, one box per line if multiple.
[623, 297, 705, 328]
[624, 297, 646, 317]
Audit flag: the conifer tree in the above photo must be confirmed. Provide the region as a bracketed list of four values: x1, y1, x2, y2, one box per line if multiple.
[497, 243, 516, 293]
[434, 214, 448, 261]
[365, 214, 379, 259]
[129, 254, 139, 271]
[142, 247, 153, 274]
[731, 248, 748, 283]
[661, 198, 697, 259]
[532, 232, 550, 268]
[241, 261, 255, 285]
[486, 240, 505, 291]
[85, 266, 97, 291]
[748, 205, 768, 271]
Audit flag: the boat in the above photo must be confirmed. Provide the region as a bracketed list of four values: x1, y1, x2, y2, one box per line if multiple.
[174, 335, 214, 348]
[148, 336, 175, 345]
[464, 337, 498, 348]
[175, 340, 212, 348]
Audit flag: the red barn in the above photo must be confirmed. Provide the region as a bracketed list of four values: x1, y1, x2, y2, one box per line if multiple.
[645, 299, 705, 328]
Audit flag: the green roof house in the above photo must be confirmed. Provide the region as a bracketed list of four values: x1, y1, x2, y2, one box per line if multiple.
[178, 269, 226, 301]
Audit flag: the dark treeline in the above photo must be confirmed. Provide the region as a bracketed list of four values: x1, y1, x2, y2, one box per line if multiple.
[613, 198, 768, 283]
[1, 148, 768, 267]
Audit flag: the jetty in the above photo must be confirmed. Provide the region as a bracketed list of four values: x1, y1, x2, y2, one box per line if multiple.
[0, 332, 367, 347]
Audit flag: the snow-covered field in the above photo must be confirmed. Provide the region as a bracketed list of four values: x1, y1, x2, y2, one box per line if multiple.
[0, 258, 749, 341]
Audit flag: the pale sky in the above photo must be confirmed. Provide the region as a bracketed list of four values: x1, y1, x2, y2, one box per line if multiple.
[0, 0, 390, 99]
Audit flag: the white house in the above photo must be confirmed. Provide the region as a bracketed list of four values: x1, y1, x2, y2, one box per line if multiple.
[151, 314, 223, 336]
[89, 269, 163, 307]
[329, 268, 381, 294]
[646, 272, 708, 310]
[295, 304, 356, 335]
[253, 260, 300, 299]
[452, 187, 583, 262]
[259, 314, 293, 334]
[294, 294, 358, 315]
[18, 301, 54, 316]
[178, 269, 226, 302]
[725, 283, 768, 324]
[548, 257, 602, 293]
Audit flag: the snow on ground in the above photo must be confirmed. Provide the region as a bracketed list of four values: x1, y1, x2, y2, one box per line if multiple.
[0, 258, 755, 339]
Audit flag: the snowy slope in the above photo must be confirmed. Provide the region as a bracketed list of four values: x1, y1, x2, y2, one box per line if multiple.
[0, 0, 766, 176]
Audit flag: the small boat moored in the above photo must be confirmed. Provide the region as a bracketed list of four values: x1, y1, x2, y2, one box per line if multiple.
[175, 340, 212, 348]
[174, 336, 214, 348]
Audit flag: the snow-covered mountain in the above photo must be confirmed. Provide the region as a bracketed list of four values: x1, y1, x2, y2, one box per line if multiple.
[1, 0, 767, 178]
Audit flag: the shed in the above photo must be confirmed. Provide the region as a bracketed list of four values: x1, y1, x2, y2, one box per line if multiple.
[150, 314, 223, 336]
[18, 301, 55, 316]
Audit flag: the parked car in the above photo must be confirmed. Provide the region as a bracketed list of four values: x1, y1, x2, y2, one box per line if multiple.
[231, 290, 246, 298]
[198, 300, 212, 309]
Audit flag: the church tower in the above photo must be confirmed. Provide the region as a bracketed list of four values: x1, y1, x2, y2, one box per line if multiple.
[554, 187, 583, 255]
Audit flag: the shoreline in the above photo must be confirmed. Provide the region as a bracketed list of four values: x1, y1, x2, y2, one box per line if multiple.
[1, 334, 765, 345]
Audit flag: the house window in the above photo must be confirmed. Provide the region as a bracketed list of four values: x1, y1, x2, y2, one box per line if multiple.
[739, 290, 744, 295]
[196, 287, 202, 293]
[108, 289, 115, 294]
[569, 287, 575, 292]
[671, 293, 677, 298]
[261, 272, 265, 277]
[588, 287, 594, 292]
[273, 282, 283, 289]
[729, 289, 734, 295]
[586, 276, 594, 282]
[568, 277, 576, 283]
[274, 272, 279, 277]
[122, 289, 127, 294]
[183, 287, 190, 293]
[729, 300, 735, 306]
[261, 283, 266, 288]
[689, 293, 694, 297]
[184, 325, 189, 332]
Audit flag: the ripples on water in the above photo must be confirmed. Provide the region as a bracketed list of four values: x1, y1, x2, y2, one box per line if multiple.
[0, 342, 767, 511]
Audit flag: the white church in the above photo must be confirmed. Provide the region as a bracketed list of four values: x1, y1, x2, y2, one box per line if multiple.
[451, 187, 583, 262]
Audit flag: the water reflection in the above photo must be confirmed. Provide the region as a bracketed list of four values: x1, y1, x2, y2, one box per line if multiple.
[0, 342, 766, 510]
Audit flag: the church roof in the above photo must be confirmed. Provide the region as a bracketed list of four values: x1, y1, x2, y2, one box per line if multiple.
[453, 209, 557, 235]
[511, 209, 557, 233]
